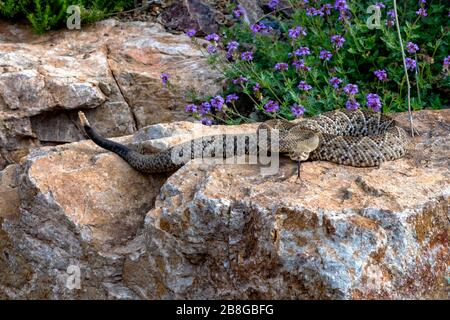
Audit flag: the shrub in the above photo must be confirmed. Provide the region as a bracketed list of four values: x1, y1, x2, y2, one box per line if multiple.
[178, 0, 449, 125]
[0, 0, 135, 34]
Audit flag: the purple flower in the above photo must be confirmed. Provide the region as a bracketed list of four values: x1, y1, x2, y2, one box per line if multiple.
[160, 72, 169, 86]
[185, 29, 197, 37]
[210, 96, 225, 111]
[199, 102, 211, 115]
[263, 100, 279, 113]
[232, 76, 248, 85]
[366, 93, 382, 112]
[253, 83, 261, 91]
[387, 10, 395, 18]
[226, 93, 239, 103]
[291, 104, 305, 117]
[267, 0, 280, 10]
[334, 0, 349, 12]
[338, 10, 351, 21]
[233, 4, 245, 18]
[319, 50, 333, 61]
[288, 26, 307, 39]
[294, 47, 311, 56]
[205, 33, 220, 42]
[344, 84, 359, 96]
[298, 81, 312, 91]
[375, 2, 385, 9]
[201, 118, 213, 126]
[416, 7, 427, 16]
[306, 7, 323, 16]
[322, 4, 333, 15]
[250, 23, 269, 34]
[185, 104, 198, 113]
[386, 20, 395, 28]
[292, 59, 311, 72]
[226, 41, 239, 51]
[274, 62, 289, 71]
[405, 58, 417, 70]
[345, 98, 360, 110]
[331, 34, 346, 48]
[241, 51, 254, 61]
[330, 77, 342, 89]
[406, 42, 419, 54]
[207, 45, 217, 54]
[443, 55, 450, 68]
[374, 69, 388, 81]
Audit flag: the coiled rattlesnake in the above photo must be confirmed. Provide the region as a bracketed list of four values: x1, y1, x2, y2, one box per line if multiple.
[78, 109, 408, 174]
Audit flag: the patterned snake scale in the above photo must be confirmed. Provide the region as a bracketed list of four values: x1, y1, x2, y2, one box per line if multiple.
[78, 109, 408, 173]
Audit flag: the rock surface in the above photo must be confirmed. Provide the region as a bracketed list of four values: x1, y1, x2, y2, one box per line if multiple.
[0, 19, 222, 170]
[0, 110, 449, 299]
[0, 135, 167, 299]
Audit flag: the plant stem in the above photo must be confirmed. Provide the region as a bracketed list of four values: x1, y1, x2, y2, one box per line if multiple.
[414, 53, 422, 106]
[393, 0, 415, 137]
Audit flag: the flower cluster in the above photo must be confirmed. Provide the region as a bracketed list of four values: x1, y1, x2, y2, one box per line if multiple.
[267, 0, 279, 10]
[343, 84, 359, 96]
[319, 50, 333, 61]
[331, 34, 345, 49]
[293, 59, 311, 72]
[160, 73, 170, 86]
[288, 26, 307, 39]
[330, 77, 342, 89]
[175, 0, 447, 125]
[294, 47, 311, 56]
[250, 22, 270, 34]
[406, 42, 419, 54]
[185, 29, 196, 37]
[416, 1, 428, 17]
[291, 103, 305, 117]
[405, 57, 417, 70]
[374, 69, 388, 82]
[298, 81, 312, 91]
[444, 55, 450, 69]
[386, 10, 395, 27]
[343, 84, 360, 110]
[366, 93, 382, 112]
[264, 100, 279, 113]
[274, 62, 289, 71]
[241, 51, 254, 61]
[233, 4, 245, 18]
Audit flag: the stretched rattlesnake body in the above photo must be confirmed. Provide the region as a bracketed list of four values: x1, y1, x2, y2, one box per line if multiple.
[78, 109, 408, 173]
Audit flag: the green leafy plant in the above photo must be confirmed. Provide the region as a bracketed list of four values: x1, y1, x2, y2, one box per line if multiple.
[177, 0, 449, 126]
[25, 0, 68, 34]
[0, 0, 135, 34]
[0, 0, 21, 18]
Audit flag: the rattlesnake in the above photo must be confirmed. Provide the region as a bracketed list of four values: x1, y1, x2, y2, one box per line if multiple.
[78, 109, 408, 174]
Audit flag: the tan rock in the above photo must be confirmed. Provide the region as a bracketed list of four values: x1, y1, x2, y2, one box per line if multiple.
[127, 110, 450, 299]
[0, 136, 167, 299]
[0, 164, 20, 219]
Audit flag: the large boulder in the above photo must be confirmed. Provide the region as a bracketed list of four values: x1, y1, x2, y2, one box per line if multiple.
[0, 135, 167, 299]
[0, 110, 448, 299]
[0, 19, 222, 170]
[128, 109, 450, 299]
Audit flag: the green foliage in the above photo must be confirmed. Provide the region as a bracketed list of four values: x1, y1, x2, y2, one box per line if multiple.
[25, 0, 68, 34]
[0, 0, 21, 18]
[185, 0, 449, 124]
[0, 0, 134, 34]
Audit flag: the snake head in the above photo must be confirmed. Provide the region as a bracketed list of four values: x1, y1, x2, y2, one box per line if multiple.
[287, 130, 320, 162]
